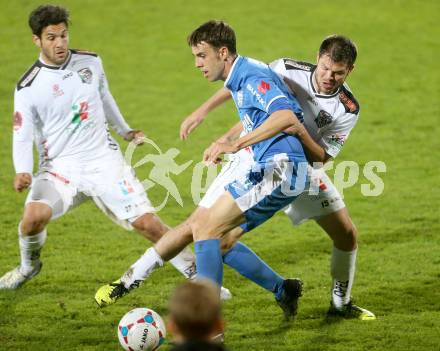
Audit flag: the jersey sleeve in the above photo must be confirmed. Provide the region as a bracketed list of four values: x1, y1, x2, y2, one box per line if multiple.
[320, 112, 359, 158]
[97, 56, 132, 137]
[246, 76, 300, 115]
[13, 88, 35, 174]
[269, 59, 287, 77]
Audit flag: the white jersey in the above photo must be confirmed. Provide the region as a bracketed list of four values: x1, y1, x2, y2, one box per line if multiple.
[13, 49, 132, 174]
[270, 58, 360, 158]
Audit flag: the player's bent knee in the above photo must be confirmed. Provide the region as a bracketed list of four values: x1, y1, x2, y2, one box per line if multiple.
[334, 223, 358, 250]
[190, 215, 215, 241]
[180, 221, 194, 242]
[189, 217, 203, 241]
[21, 203, 52, 235]
[347, 224, 358, 247]
[220, 227, 243, 253]
[220, 235, 237, 253]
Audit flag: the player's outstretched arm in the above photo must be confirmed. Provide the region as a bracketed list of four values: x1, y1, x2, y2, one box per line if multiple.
[202, 122, 243, 165]
[205, 110, 301, 164]
[180, 87, 231, 140]
[233, 110, 301, 152]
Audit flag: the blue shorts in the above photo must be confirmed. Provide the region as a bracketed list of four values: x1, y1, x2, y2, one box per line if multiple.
[226, 153, 309, 232]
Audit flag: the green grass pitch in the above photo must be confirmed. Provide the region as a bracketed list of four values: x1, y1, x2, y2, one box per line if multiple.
[0, 0, 439, 350]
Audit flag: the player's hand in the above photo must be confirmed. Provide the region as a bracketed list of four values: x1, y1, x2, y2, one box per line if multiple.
[202, 143, 218, 165]
[180, 114, 204, 140]
[14, 173, 32, 192]
[203, 141, 238, 165]
[124, 130, 145, 145]
[283, 122, 306, 137]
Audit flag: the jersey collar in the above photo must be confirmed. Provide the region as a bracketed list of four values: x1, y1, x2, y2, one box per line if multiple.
[37, 50, 72, 70]
[310, 67, 341, 99]
[224, 55, 241, 87]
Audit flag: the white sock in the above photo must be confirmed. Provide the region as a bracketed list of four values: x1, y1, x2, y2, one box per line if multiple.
[169, 246, 197, 279]
[331, 246, 357, 309]
[121, 247, 164, 289]
[19, 224, 47, 275]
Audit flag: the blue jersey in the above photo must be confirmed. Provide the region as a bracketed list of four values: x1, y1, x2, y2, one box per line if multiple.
[224, 56, 305, 162]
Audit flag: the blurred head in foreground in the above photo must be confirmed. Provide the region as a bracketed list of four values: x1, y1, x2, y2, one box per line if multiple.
[168, 280, 224, 343]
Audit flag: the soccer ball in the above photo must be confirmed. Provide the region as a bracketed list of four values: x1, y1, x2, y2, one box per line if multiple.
[118, 308, 166, 351]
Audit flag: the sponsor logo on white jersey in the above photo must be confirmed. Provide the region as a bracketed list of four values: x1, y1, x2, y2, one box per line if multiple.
[52, 84, 64, 97]
[307, 96, 318, 106]
[314, 110, 333, 128]
[20, 66, 40, 88]
[78, 67, 93, 84]
[329, 134, 347, 147]
[63, 72, 73, 80]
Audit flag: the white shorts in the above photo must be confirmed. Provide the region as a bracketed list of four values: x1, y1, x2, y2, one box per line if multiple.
[199, 147, 254, 208]
[26, 156, 154, 230]
[199, 148, 345, 226]
[284, 168, 345, 225]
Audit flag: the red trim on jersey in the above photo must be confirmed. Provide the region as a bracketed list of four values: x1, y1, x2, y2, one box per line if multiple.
[339, 91, 357, 113]
[48, 171, 70, 184]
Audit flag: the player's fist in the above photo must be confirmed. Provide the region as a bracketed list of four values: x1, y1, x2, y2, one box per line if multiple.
[203, 141, 238, 165]
[203, 142, 217, 165]
[14, 173, 32, 192]
[283, 122, 306, 137]
[125, 130, 145, 145]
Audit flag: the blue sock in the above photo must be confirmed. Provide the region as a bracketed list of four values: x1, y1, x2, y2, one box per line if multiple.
[194, 239, 223, 286]
[223, 242, 285, 300]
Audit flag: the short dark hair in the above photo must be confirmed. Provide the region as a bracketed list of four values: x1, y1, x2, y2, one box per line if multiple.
[169, 281, 221, 340]
[28, 5, 70, 37]
[187, 20, 236, 55]
[319, 35, 357, 67]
